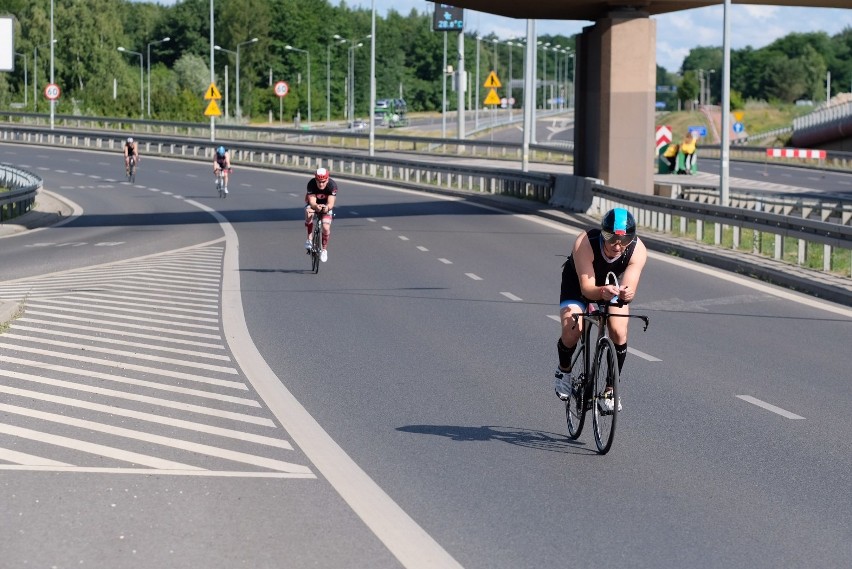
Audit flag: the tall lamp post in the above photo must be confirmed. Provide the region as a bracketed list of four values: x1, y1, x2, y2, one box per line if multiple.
[117, 46, 144, 114]
[215, 37, 258, 121]
[146, 36, 170, 117]
[33, 39, 57, 112]
[327, 38, 345, 122]
[537, 41, 550, 109]
[334, 34, 370, 124]
[475, 36, 481, 130]
[14, 52, 28, 108]
[285, 45, 311, 124]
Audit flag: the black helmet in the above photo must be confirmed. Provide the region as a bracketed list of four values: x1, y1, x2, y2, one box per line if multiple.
[601, 208, 636, 243]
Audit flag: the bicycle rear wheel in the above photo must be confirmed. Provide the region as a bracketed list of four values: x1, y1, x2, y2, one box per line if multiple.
[592, 337, 619, 454]
[565, 340, 587, 440]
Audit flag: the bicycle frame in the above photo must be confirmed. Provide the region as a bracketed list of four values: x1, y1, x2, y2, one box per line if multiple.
[565, 299, 650, 453]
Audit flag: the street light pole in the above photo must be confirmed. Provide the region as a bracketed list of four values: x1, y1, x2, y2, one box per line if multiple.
[117, 46, 144, 114]
[236, 38, 258, 121]
[14, 52, 28, 108]
[146, 36, 170, 117]
[217, 38, 259, 122]
[475, 36, 481, 130]
[214, 46, 236, 118]
[33, 40, 56, 112]
[285, 45, 311, 123]
[50, 0, 55, 129]
[334, 34, 370, 125]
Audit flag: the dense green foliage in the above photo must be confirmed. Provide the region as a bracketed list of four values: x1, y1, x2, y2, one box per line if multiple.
[0, 1, 849, 122]
[659, 29, 852, 109]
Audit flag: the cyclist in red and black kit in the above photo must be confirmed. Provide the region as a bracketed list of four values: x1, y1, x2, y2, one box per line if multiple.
[304, 168, 338, 263]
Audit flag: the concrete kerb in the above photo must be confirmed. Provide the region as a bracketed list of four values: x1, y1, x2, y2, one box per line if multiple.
[0, 188, 76, 238]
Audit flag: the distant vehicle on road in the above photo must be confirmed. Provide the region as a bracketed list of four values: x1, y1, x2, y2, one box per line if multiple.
[349, 119, 367, 130]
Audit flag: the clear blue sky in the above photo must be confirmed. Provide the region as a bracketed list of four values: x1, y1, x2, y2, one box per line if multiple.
[145, 1, 851, 73]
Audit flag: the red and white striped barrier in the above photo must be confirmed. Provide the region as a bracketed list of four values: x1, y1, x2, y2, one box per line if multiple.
[766, 148, 826, 159]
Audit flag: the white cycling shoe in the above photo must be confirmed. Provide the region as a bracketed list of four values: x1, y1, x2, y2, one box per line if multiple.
[320, 249, 328, 263]
[304, 239, 312, 250]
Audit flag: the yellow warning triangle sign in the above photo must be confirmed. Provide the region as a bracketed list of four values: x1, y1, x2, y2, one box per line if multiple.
[204, 99, 222, 116]
[484, 89, 501, 106]
[204, 83, 222, 100]
[484, 71, 501, 89]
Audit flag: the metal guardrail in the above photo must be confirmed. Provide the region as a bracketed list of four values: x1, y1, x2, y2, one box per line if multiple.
[0, 122, 848, 278]
[793, 101, 852, 131]
[0, 111, 573, 163]
[0, 163, 41, 222]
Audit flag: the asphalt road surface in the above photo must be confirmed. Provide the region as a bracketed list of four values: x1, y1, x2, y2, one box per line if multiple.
[0, 143, 850, 569]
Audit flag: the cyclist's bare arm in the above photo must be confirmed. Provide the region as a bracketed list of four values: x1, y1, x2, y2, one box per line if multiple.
[617, 240, 647, 304]
[324, 195, 336, 211]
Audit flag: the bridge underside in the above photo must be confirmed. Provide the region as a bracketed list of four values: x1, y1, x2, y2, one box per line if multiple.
[449, 0, 848, 21]
[448, 0, 847, 195]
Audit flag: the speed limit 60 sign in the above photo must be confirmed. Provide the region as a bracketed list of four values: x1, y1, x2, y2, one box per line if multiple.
[274, 81, 289, 98]
[44, 83, 61, 100]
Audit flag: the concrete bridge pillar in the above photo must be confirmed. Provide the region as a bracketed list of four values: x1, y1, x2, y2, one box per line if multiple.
[574, 11, 656, 195]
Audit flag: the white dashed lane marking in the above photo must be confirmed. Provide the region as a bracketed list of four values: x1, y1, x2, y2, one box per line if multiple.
[465, 273, 482, 281]
[736, 396, 805, 419]
[500, 292, 522, 301]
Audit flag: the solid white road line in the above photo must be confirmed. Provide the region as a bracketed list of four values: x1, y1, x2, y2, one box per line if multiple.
[0, 342, 241, 384]
[0, 466, 314, 477]
[0, 368, 270, 425]
[191, 199, 465, 569]
[736, 395, 805, 420]
[0, 357, 256, 405]
[0, 423, 204, 471]
[627, 347, 661, 362]
[10, 324, 230, 360]
[0, 448, 71, 467]
[0, 384, 284, 447]
[0, 403, 308, 473]
[17, 318, 224, 349]
[1, 333, 237, 373]
[25, 310, 222, 339]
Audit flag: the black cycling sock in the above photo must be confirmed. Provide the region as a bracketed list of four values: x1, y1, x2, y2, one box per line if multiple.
[614, 342, 628, 373]
[557, 338, 575, 371]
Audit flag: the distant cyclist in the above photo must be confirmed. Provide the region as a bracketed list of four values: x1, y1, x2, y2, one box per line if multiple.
[304, 167, 338, 263]
[554, 207, 648, 412]
[213, 146, 231, 194]
[124, 137, 139, 175]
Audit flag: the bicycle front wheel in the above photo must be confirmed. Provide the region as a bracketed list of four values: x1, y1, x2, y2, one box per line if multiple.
[565, 341, 587, 440]
[311, 225, 321, 274]
[592, 337, 619, 454]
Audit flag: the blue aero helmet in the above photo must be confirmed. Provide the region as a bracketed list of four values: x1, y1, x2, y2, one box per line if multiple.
[601, 208, 636, 244]
[216, 146, 226, 157]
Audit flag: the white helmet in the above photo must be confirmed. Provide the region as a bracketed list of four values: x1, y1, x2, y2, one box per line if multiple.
[127, 137, 134, 144]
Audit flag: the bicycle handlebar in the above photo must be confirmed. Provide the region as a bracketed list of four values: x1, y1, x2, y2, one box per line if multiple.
[571, 307, 650, 332]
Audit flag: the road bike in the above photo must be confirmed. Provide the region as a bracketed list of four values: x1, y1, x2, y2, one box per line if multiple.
[215, 167, 231, 198]
[563, 273, 649, 454]
[126, 155, 137, 183]
[306, 209, 333, 274]
[307, 210, 323, 273]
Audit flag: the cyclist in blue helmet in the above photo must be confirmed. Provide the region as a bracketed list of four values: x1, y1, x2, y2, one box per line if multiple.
[213, 145, 231, 194]
[554, 207, 647, 412]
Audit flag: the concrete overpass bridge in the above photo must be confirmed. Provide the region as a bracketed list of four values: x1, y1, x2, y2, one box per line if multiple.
[446, 0, 849, 194]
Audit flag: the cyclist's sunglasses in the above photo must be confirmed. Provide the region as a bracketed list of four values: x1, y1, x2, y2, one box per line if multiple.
[601, 231, 635, 246]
